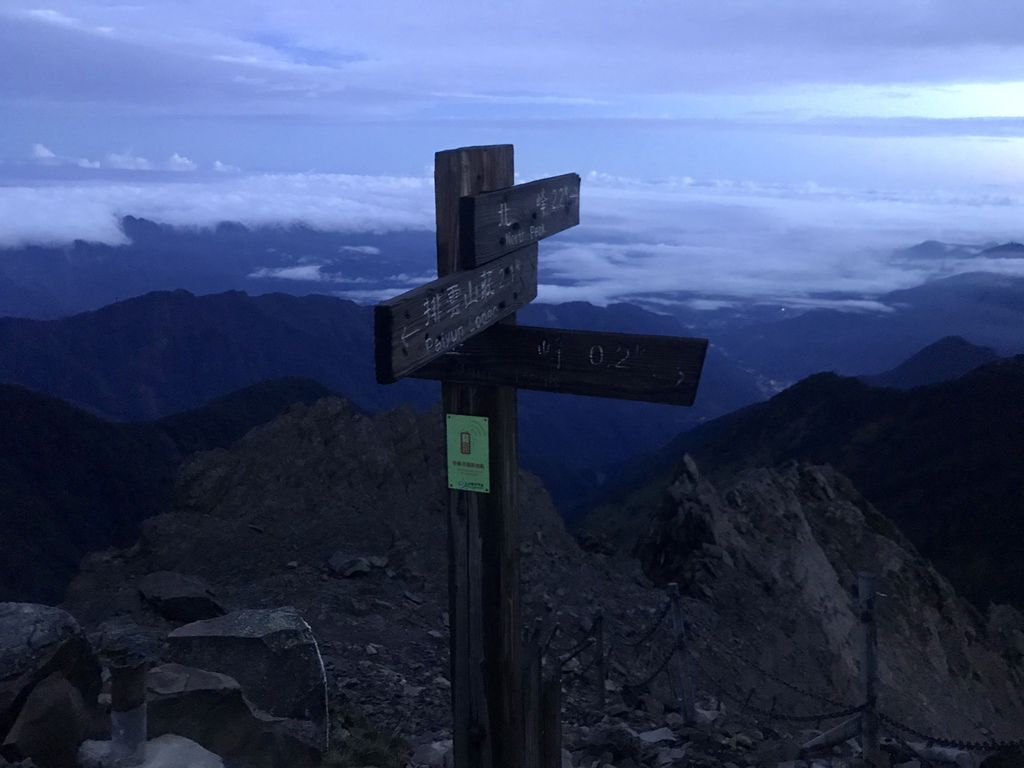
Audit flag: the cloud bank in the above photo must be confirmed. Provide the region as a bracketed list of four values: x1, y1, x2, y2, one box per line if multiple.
[0, 172, 434, 247]
[2, 170, 1022, 310]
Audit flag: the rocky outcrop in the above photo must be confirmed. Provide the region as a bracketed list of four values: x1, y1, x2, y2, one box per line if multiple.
[147, 663, 321, 768]
[61, 399, 1024, 762]
[137, 572, 224, 624]
[167, 608, 327, 728]
[63, 398, 624, 752]
[0, 604, 100, 767]
[620, 458, 1024, 743]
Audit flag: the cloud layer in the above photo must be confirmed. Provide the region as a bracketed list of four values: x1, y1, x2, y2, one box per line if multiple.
[2, 170, 1021, 310]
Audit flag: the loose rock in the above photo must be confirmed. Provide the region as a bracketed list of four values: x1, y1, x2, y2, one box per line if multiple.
[1, 673, 88, 768]
[167, 608, 327, 727]
[0, 604, 100, 740]
[137, 572, 224, 624]
[147, 663, 322, 768]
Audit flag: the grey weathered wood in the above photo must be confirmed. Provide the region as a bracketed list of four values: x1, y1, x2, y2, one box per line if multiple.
[593, 612, 606, 711]
[522, 622, 543, 768]
[667, 583, 696, 724]
[374, 245, 538, 383]
[435, 145, 522, 768]
[414, 324, 708, 405]
[461, 173, 580, 267]
[540, 665, 562, 768]
[859, 572, 881, 766]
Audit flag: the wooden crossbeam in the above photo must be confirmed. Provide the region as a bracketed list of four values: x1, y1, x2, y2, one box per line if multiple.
[374, 245, 538, 383]
[413, 324, 707, 405]
[460, 173, 580, 267]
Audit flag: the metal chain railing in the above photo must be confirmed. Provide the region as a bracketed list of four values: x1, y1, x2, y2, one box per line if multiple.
[694, 657, 866, 724]
[542, 582, 1024, 756]
[878, 712, 1024, 754]
[621, 643, 678, 691]
[703, 641, 851, 710]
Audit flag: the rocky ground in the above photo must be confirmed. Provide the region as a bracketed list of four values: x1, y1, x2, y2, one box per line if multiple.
[3, 396, 1022, 767]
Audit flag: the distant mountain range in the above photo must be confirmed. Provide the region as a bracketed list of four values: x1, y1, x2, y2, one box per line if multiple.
[0, 377, 332, 603]
[710, 272, 1024, 384]
[0, 289, 765, 511]
[0, 289, 432, 419]
[657, 355, 1024, 608]
[862, 335, 1001, 389]
[3, 293, 1021, 610]
[0, 217, 436, 319]
[5, 220, 1024, 391]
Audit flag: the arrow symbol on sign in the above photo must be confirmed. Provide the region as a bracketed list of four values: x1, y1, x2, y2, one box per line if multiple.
[675, 368, 686, 386]
[401, 325, 416, 351]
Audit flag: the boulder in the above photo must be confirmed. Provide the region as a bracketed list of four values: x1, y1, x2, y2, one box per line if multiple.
[166, 608, 327, 726]
[1, 673, 88, 768]
[79, 734, 223, 768]
[92, 618, 163, 670]
[146, 663, 322, 768]
[137, 572, 224, 624]
[580, 723, 643, 762]
[637, 726, 676, 745]
[326, 554, 372, 578]
[409, 741, 449, 767]
[0, 604, 100, 738]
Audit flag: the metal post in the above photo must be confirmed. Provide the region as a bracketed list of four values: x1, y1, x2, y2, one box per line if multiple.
[859, 571, 881, 766]
[667, 583, 695, 724]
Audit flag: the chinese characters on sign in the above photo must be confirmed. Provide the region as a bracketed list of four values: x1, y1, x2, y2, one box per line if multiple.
[460, 173, 581, 267]
[374, 245, 539, 383]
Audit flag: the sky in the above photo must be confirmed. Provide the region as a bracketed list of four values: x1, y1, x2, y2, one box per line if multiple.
[3, 1, 1024, 307]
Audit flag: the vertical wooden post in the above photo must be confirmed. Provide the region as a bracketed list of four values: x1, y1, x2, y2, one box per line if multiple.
[593, 611, 606, 712]
[540, 663, 563, 768]
[522, 622, 543, 768]
[859, 571, 881, 766]
[667, 583, 695, 724]
[435, 145, 522, 768]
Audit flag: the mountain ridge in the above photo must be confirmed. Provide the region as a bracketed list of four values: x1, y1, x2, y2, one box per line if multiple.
[0, 288, 765, 510]
[655, 354, 1024, 607]
[0, 377, 336, 604]
[863, 335, 1001, 389]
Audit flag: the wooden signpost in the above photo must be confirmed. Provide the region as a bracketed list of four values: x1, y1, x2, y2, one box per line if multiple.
[375, 245, 539, 383]
[414, 324, 707, 405]
[460, 173, 580, 267]
[373, 145, 709, 768]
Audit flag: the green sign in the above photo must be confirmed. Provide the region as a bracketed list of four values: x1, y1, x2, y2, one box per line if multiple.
[446, 413, 490, 493]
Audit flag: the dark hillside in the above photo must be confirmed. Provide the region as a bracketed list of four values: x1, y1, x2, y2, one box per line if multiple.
[0, 385, 176, 603]
[0, 289, 434, 420]
[863, 335, 1000, 389]
[0, 377, 336, 603]
[665, 356, 1024, 607]
[157, 377, 334, 454]
[0, 290, 765, 511]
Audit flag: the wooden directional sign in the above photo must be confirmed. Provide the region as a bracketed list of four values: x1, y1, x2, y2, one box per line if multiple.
[413, 324, 708, 405]
[460, 173, 580, 267]
[374, 244, 538, 383]
[373, 145, 713, 768]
